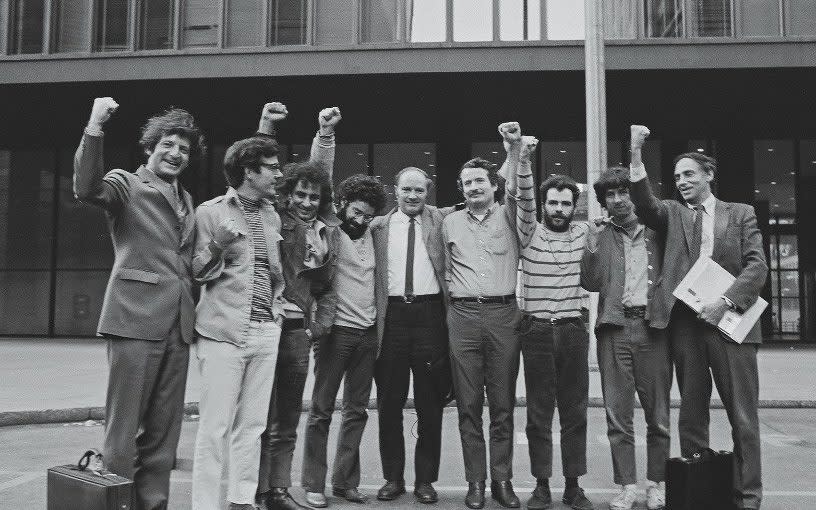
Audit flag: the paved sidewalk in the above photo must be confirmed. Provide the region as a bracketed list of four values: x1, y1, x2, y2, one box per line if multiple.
[1, 338, 814, 426]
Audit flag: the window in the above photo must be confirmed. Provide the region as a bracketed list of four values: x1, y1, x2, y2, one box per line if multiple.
[453, 0, 492, 41]
[768, 235, 800, 335]
[96, 0, 132, 51]
[407, 0, 446, 42]
[140, 0, 175, 50]
[9, 0, 46, 54]
[499, 0, 541, 41]
[645, 0, 732, 38]
[52, 0, 92, 52]
[739, 0, 780, 36]
[604, 0, 638, 39]
[226, 0, 263, 47]
[314, 0, 356, 45]
[546, 0, 584, 40]
[181, 0, 219, 48]
[361, 0, 400, 43]
[785, 0, 816, 36]
[374, 143, 436, 211]
[646, 0, 684, 37]
[754, 140, 795, 221]
[271, 0, 308, 45]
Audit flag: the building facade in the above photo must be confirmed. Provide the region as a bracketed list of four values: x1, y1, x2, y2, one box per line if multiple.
[1, 0, 814, 341]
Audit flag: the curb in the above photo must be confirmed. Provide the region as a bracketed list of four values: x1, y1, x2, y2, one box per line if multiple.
[2, 398, 815, 428]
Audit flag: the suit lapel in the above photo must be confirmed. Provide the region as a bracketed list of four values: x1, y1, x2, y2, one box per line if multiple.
[421, 207, 433, 255]
[180, 188, 195, 246]
[374, 209, 396, 291]
[712, 199, 730, 261]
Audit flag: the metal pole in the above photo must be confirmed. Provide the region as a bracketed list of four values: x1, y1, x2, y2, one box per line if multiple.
[585, 0, 606, 365]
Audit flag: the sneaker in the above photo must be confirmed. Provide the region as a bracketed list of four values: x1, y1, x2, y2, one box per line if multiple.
[609, 484, 637, 510]
[646, 481, 665, 510]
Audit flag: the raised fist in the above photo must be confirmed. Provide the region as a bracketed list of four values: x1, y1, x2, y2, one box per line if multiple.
[319, 106, 342, 130]
[498, 122, 522, 145]
[213, 217, 243, 247]
[88, 97, 119, 129]
[261, 102, 288, 123]
[630, 125, 650, 149]
[520, 135, 539, 161]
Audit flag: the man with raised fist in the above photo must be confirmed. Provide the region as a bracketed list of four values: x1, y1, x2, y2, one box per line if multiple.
[628, 125, 766, 510]
[73, 98, 204, 510]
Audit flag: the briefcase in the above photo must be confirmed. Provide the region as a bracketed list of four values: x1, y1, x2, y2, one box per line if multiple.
[47, 449, 132, 510]
[665, 449, 737, 510]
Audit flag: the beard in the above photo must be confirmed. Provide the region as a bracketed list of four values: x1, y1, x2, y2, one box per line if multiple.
[338, 207, 368, 240]
[543, 211, 573, 232]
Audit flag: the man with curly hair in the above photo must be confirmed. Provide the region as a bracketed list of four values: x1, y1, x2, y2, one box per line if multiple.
[301, 173, 387, 508]
[73, 97, 205, 510]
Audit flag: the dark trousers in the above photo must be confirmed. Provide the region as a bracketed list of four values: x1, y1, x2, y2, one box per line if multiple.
[301, 325, 377, 492]
[597, 319, 672, 485]
[670, 305, 762, 509]
[375, 299, 448, 484]
[104, 323, 189, 510]
[519, 315, 589, 480]
[447, 301, 521, 482]
[258, 327, 311, 491]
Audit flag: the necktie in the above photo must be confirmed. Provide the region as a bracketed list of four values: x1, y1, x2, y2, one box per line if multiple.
[691, 204, 705, 260]
[405, 217, 415, 297]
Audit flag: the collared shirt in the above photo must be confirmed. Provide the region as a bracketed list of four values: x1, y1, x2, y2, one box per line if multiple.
[143, 166, 188, 222]
[687, 193, 716, 259]
[387, 209, 440, 296]
[617, 222, 648, 307]
[334, 229, 376, 329]
[443, 202, 519, 298]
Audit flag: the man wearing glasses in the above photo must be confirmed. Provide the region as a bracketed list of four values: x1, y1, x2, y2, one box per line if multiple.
[301, 174, 388, 508]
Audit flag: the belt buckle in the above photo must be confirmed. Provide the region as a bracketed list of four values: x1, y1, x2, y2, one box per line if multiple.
[549, 317, 558, 325]
[476, 296, 486, 304]
[403, 294, 415, 304]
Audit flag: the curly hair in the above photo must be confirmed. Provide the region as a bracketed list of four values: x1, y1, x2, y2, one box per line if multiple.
[457, 157, 499, 195]
[139, 108, 206, 165]
[540, 174, 580, 204]
[223, 137, 280, 188]
[276, 161, 334, 218]
[335, 174, 387, 213]
[593, 166, 630, 208]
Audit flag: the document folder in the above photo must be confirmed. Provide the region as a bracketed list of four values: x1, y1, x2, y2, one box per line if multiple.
[672, 256, 767, 343]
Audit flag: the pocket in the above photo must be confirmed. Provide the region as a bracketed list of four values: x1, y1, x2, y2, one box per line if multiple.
[117, 268, 159, 284]
[490, 229, 510, 255]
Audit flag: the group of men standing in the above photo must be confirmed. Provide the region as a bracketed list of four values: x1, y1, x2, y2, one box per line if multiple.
[74, 96, 766, 510]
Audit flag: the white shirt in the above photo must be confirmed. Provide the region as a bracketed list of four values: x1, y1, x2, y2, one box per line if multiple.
[387, 209, 440, 296]
[687, 193, 716, 259]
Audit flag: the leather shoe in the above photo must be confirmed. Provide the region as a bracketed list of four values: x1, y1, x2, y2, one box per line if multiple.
[304, 491, 327, 508]
[465, 481, 486, 509]
[376, 480, 406, 501]
[526, 482, 553, 509]
[562, 487, 593, 510]
[332, 487, 369, 503]
[265, 488, 308, 510]
[413, 482, 438, 504]
[490, 480, 520, 508]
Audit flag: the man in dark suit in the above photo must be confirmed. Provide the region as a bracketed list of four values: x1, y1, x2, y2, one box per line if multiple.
[629, 125, 767, 510]
[370, 167, 453, 504]
[74, 97, 204, 510]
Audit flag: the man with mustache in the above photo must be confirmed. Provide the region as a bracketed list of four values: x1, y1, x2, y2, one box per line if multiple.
[628, 126, 767, 510]
[580, 167, 669, 510]
[73, 98, 204, 510]
[301, 174, 388, 508]
[513, 162, 594, 509]
[442, 122, 531, 509]
[253, 104, 343, 510]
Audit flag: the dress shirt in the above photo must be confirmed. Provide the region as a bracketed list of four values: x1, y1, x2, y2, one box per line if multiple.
[618, 222, 648, 307]
[687, 194, 716, 259]
[387, 209, 440, 296]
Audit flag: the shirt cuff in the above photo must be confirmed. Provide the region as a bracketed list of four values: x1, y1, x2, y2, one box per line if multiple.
[317, 130, 335, 146]
[84, 125, 104, 137]
[629, 162, 647, 182]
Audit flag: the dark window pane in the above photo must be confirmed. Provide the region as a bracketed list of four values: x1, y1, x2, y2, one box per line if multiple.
[786, 0, 816, 36]
[96, 0, 131, 50]
[374, 143, 436, 211]
[361, 0, 399, 43]
[182, 0, 219, 48]
[292, 143, 369, 191]
[271, 0, 308, 45]
[0, 271, 51, 334]
[780, 297, 800, 333]
[54, 271, 109, 336]
[800, 140, 816, 178]
[226, 0, 263, 47]
[740, 0, 779, 36]
[10, 0, 45, 54]
[646, 0, 684, 37]
[140, 0, 174, 49]
[52, 0, 92, 52]
[780, 270, 799, 298]
[689, 0, 732, 37]
[778, 235, 798, 270]
[754, 140, 795, 220]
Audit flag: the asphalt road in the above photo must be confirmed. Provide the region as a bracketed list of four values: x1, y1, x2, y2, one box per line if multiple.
[2, 407, 815, 510]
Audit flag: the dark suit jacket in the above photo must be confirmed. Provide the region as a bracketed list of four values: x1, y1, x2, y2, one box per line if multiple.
[74, 132, 196, 343]
[630, 178, 768, 343]
[370, 205, 453, 344]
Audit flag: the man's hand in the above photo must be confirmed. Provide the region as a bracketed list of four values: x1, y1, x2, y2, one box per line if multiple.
[498, 122, 522, 153]
[520, 135, 538, 162]
[212, 217, 244, 248]
[318, 107, 341, 135]
[262, 102, 288, 123]
[585, 220, 605, 253]
[88, 97, 119, 131]
[698, 296, 729, 327]
[630, 125, 650, 151]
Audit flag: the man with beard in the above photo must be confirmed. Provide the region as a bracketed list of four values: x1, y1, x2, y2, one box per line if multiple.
[514, 166, 594, 509]
[442, 122, 532, 510]
[254, 104, 343, 510]
[301, 174, 387, 508]
[580, 167, 669, 510]
[73, 98, 204, 510]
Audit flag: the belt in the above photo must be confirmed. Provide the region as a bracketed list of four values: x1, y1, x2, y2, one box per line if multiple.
[530, 315, 584, 326]
[281, 317, 307, 332]
[623, 305, 647, 319]
[450, 294, 515, 304]
[388, 293, 442, 304]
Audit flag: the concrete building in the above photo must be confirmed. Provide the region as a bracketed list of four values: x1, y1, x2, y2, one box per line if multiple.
[0, 0, 814, 341]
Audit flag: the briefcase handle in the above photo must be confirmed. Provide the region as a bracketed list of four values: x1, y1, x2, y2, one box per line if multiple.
[77, 449, 102, 471]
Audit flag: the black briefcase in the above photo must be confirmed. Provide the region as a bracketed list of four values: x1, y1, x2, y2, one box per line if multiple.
[47, 450, 132, 510]
[665, 449, 737, 510]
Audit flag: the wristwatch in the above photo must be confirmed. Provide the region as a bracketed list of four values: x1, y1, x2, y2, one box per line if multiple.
[720, 295, 737, 311]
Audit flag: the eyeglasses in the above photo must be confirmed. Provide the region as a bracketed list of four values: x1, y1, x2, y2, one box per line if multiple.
[348, 206, 375, 223]
[259, 163, 281, 172]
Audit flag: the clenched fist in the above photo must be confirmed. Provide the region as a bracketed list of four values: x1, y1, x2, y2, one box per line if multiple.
[498, 122, 522, 147]
[520, 135, 539, 161]
[630, 125, 650, 150]
[88, 97, 119, 130]
[261, 102, 288, 123]
[212, 217, 244, 247]
[318, 107, 341, 135]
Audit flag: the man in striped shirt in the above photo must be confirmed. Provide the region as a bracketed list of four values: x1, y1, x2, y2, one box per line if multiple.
[513, 166, 594, 510]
